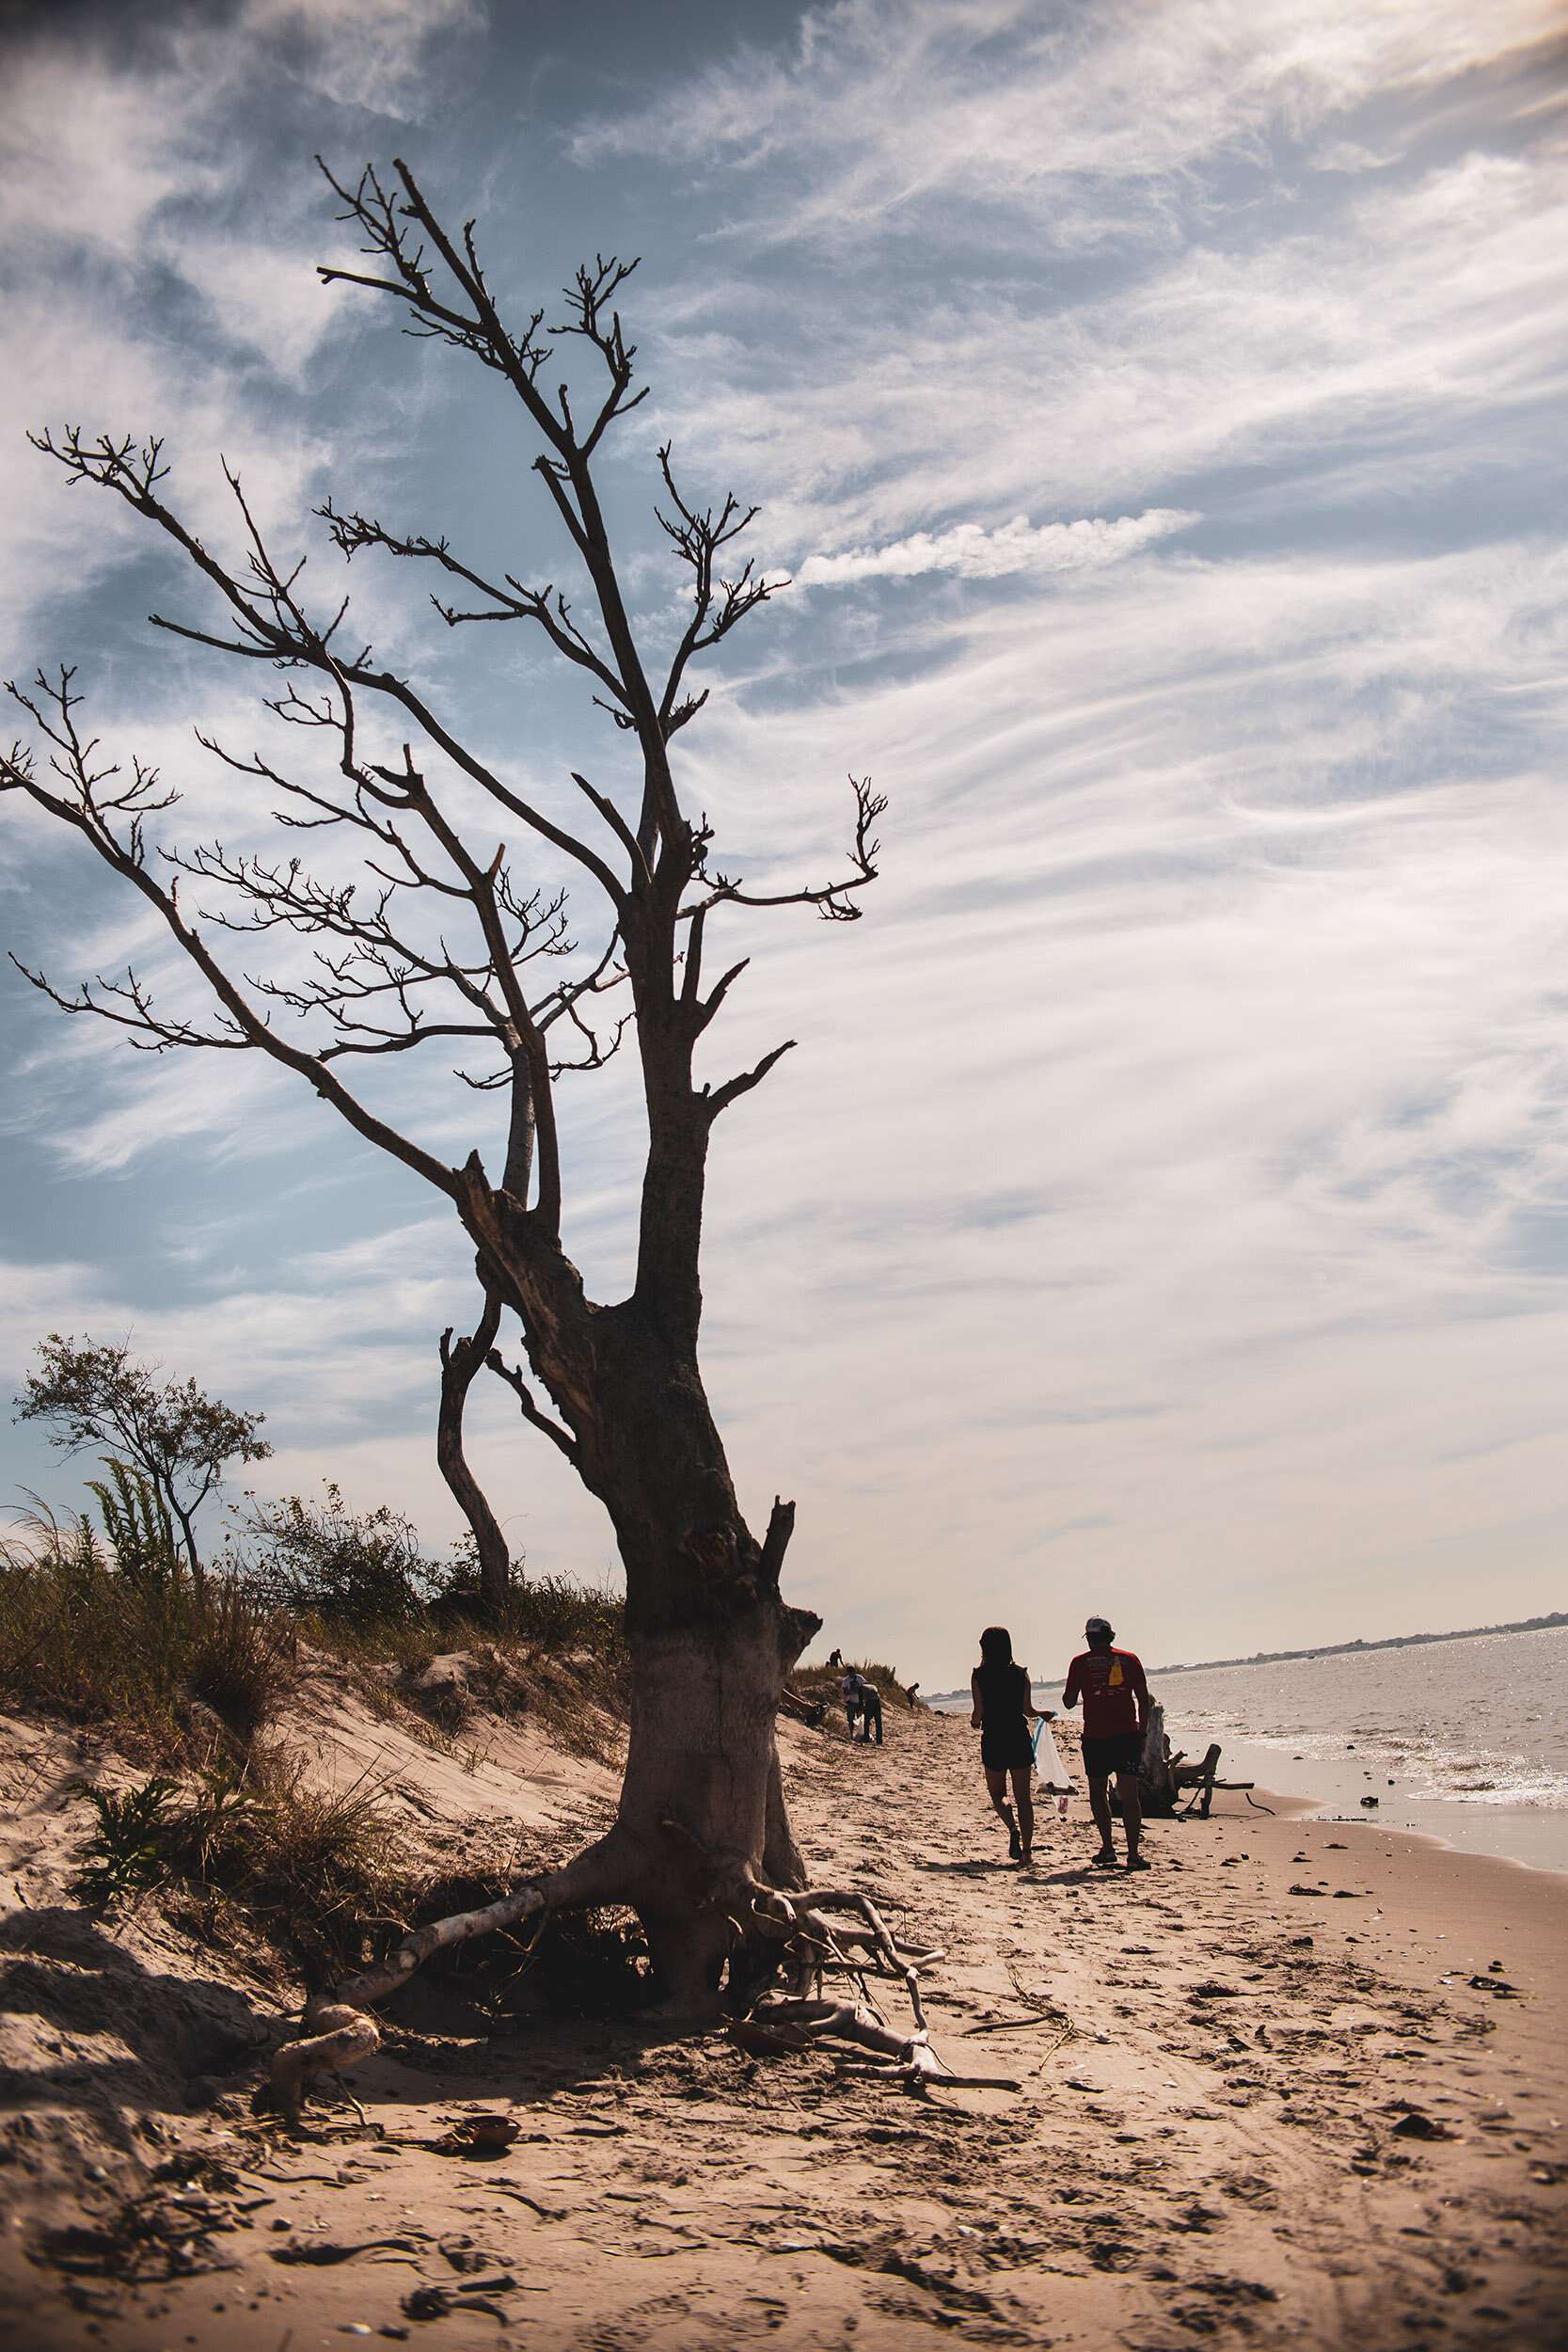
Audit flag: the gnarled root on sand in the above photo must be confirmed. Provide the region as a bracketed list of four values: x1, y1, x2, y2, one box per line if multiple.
[263, 1847, 1015, 2125]
[265, 2001, 383, 2130]
[734, 1882, 1020, 2097]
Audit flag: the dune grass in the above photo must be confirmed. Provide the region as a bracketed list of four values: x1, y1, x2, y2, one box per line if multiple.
[1, 1480, 630, 1761]
[74, 1744, 401, 1988]
[0, 1499, 292, 1761]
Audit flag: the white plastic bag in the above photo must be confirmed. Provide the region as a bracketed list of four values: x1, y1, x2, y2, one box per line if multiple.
[1034, 1722, 1074, 1801]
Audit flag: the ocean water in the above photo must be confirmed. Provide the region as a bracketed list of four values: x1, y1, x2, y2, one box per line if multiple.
[1144, 1624, 1568, 1876]
[935, 1624, 1568, 1873]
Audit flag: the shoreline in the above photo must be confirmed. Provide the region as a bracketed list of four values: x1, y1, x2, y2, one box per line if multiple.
[1250, 1783, 1568, 1882]
[1166, 1730, 1568, 1880]
[1262, 1785, 1568, 1880]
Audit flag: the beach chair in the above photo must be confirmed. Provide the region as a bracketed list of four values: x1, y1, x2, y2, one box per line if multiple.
[1170, 1741, 1224, 1817]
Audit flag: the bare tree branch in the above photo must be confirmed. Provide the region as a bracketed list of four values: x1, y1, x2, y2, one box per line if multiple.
[705, 1038, 798, 1120]
[2, 669, 461, 1197]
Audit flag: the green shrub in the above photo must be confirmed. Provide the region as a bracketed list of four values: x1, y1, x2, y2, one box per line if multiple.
[85, 1460, 182, 1596]
[236, 1483, 436, 1627]
[75, 1775, 180, 1902]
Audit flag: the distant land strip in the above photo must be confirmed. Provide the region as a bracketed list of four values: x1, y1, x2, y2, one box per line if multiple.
[1148, 1610, 1568, 1677]
[922, 1609, 1568, 1705]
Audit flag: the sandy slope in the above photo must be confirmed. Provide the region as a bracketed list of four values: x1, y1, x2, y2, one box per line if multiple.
[2, 1686, 1565, 2350]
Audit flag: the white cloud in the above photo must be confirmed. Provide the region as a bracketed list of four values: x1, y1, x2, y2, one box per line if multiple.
[795, 506, 1197, 584]
[657, 527, 1568, 1665]
[0, 0, 481, 666]
[236, 0, 483, 117]
[643, 126, 1568, 571]
[578, 0, 1559, 228]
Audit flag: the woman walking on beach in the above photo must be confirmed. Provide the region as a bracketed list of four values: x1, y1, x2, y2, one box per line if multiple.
[971, 1626, 1046, 1866]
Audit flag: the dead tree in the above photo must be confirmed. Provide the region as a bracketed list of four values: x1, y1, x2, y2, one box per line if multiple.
[2, 161, 911, 2054]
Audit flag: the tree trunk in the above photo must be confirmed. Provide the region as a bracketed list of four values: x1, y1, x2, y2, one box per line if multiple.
[456, 1162, 818, 2011]
[169, 1494, 207, 1604]
[603, 1575, 816, 2009]
[563, 1312, 817, 2010]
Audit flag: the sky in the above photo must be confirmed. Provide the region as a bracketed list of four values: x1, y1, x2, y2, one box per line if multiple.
[1, 0, 1566, 1687]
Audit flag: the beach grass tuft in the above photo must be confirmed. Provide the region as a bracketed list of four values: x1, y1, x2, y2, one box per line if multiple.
[0, 1497, 292, 1761]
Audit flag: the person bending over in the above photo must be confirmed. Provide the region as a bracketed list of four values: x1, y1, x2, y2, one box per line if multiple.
[1062, 1616, 1150, 1871]
[855, 1674, 883, 1745]
[971, 1626, 1047, 1866]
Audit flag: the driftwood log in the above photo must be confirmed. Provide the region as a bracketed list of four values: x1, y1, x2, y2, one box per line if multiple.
[779, 1686, 829, 1728]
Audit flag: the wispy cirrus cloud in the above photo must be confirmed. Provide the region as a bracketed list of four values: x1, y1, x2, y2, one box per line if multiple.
[794, 507, 1197, 585]
[608, 0, 1568, 588]
[578, 0, 1560, 233]
[0, 0, 483, 662]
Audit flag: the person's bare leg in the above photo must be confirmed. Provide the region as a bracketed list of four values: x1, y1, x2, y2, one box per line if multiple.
[1117, 1769, 1145, 1865]
[1088, 1775, 1117, 1861]
[1009, 1765, 1035, 1863]
[984, 1766, 1020, 1855]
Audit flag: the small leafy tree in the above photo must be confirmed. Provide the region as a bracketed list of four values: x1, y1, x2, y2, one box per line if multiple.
[15, 1333, 271, 1593]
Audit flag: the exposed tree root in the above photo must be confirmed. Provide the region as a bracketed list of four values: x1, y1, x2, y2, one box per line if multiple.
[265, 2003, 383, 2130]
[263, 1839, 1014, 2123]
[735, 1883, 1018, 2095]
[263, 1838, 620, 2124]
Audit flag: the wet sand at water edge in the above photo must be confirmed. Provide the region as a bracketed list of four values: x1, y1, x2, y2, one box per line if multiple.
[2, 1696, 1565, 2350]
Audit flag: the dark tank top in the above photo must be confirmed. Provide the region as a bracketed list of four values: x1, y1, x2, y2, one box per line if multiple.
[974, 1660, 1029, 1731]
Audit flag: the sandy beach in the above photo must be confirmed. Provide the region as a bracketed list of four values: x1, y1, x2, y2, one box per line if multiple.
[3, 1690, 1565, 2351]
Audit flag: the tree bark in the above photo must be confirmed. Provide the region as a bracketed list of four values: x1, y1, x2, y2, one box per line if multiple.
[169, 1494, 207, 1602]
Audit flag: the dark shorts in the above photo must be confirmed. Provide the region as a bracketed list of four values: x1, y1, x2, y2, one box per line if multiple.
[1083, 1731, 1145, 1780]
[981, 1724, 1035, 1773]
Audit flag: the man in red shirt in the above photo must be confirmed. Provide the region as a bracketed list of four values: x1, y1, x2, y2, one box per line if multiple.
[1062, 1616, 1151, 1871]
